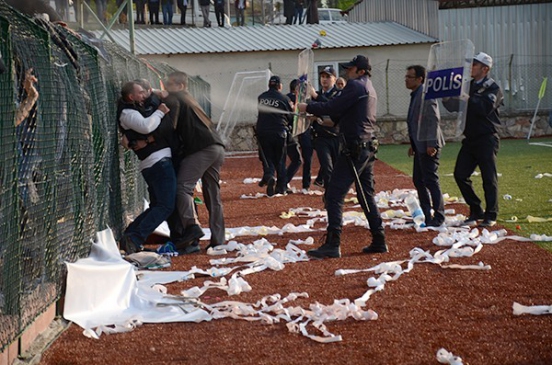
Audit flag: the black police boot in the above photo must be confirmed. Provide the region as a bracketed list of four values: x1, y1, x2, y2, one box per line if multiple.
[308, 231, 341, 259]
[362, 229, 388, 254]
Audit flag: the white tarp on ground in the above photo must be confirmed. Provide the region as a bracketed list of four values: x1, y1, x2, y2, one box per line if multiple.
[63, 227, 377, 343]
[63, 229, 211, 339]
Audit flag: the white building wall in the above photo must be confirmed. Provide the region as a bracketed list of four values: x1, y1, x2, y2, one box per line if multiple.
[439, 3, 552, 110]
[146, 43, 434, 123]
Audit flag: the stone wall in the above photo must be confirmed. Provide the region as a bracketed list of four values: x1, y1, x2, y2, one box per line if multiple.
[223, 112, 552, 151]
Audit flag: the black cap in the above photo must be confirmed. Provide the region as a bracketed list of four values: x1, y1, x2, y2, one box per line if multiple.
[269, 75, 281, 87]
[342, 55, 370, 71]
[319, 66, 336, 77]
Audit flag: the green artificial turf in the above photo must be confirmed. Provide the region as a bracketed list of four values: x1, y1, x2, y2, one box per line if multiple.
[377, 138, 552, 251]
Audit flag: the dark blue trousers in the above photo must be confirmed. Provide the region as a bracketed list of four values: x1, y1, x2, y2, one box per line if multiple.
[412, 148, 445, 224]
[454, 134, 500, 221]
[326, 148, 383, 234]
[314, 136, 340, 188]
[258, 132, 287, 193]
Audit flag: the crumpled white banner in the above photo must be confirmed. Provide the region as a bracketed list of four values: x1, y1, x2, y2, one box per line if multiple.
[66, 229, 377, 343]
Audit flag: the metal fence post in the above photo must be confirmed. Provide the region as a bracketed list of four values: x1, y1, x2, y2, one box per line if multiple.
[385, 59, 390, 115]
[508, 54, 514, 112]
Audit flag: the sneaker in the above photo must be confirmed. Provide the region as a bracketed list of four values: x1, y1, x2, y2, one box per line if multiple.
[313, 180, 324, 188]
[156, 241, 178, 255]
[478, 219, 496, 228]
[266, 177, 276, 197]
[206, 242, 223, 250]
[177, 240, 201, 255]
[426, 219, 444, 227]
[285, 183, 294, 194]
[463, 213, 484, 226]
[120, 235, 142, 255]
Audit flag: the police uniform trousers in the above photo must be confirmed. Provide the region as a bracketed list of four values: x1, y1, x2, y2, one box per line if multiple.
[412, 147, 445, 225]
[286, 136, 301, 186]
[257, 132, 287, 193]
[298, 130, 313, 189]
[314, 135, 340, 188]
[286, 130, 313, 189]
[175, 144, 226, 245]
[325, 146, 383, 234]
[454, 133, 499, 221]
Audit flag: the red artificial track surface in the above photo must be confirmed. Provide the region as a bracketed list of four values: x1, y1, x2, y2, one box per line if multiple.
[42, 153, 552, 365]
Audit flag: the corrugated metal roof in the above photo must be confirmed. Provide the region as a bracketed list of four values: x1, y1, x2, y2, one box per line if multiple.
[347, 0, 440, 38]
[92, 22, 437, 55]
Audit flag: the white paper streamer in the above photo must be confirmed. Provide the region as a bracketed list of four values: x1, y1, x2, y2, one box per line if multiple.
[513, 302, 552, 315]
[437, 348, 464, 365]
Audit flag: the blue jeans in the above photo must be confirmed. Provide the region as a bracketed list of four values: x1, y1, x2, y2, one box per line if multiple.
[162, 2, 173, 24]
[125, 157, 176, 246]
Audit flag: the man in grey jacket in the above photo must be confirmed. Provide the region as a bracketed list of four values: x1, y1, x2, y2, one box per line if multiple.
[405, 65, 445, 227]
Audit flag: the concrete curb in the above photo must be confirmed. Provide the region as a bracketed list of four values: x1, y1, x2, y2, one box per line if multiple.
[13, 318, 70, 365]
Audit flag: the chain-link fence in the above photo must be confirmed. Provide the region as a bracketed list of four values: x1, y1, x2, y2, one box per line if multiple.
[0, 2, 210, 352]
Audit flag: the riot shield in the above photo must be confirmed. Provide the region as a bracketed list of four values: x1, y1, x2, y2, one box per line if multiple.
[419, 39, 474, 141]
[292, 48, 314, 136]
[217, 70, 272, 146]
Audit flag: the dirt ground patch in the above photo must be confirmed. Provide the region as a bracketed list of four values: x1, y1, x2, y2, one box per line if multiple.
[41, 153, 552, 365]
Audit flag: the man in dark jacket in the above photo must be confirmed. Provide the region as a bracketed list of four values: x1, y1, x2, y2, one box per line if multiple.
[405, 65, 445, 227]
[165, 71, 226, 252]
[298, 55, 386, 258]
[256, 76, 294, 196]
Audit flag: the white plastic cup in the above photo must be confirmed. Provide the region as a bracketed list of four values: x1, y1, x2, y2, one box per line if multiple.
[405, 194, 425, 226]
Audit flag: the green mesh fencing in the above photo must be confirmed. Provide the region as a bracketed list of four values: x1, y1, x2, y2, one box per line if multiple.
[0, 2, 210, 352]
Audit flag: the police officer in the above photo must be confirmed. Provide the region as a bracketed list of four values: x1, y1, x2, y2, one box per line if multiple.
[298, 55, 387, 258]
[404, 65, 445, 227]
[445, 52, 503, 228]
[310, 66, 341, 190]
[256, 76, 294, 196]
